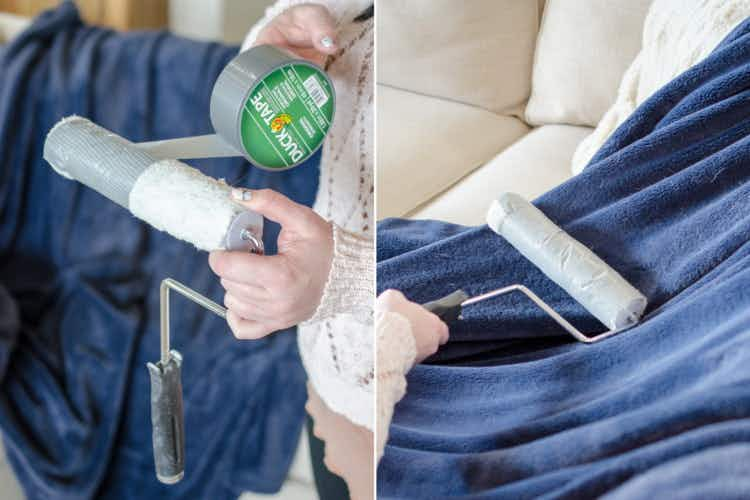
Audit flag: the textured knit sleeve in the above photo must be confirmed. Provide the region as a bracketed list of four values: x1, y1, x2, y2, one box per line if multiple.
[376, 311, 417, 461]
[242, 0, 373, 51]
[306, 223, 374, 324]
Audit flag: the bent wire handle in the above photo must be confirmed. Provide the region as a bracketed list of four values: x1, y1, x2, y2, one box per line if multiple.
[462, 284, 629, 344]
[160, 278, 227, 364]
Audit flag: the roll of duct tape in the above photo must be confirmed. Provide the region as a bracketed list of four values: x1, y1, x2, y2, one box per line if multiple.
[209, 44, 336, 170]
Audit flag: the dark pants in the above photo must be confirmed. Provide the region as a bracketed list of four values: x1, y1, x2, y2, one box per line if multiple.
[306, 415, 350, 500]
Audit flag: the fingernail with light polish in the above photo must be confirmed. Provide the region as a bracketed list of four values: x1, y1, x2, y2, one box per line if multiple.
[320, 36, 334, 48]
[232, 188, 252, 201]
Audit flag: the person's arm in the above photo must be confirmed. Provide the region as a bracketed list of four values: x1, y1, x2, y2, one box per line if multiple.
[375, 290, 449, 460]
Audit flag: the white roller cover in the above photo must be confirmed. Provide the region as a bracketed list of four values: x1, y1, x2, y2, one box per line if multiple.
[486, 192, 647, 330]
[129, 160, 248, 251]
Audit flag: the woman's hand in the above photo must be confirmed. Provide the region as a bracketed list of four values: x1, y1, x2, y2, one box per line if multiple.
[253, 3, 338, 65]
[376, 290, 449, 362]
[306, 383, 373, 500]
[209, 188, 333, 339]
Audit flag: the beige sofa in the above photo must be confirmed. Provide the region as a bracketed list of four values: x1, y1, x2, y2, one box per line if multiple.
[376, 0, 652, 225]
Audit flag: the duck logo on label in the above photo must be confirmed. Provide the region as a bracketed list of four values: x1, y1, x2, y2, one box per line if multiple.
[270, 113, 292, 132]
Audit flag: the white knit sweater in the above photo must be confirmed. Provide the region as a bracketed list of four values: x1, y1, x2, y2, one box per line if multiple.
[572, 0, 750, 174]
[244, 0, 375, 430]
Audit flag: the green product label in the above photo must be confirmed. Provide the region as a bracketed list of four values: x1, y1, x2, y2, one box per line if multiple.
[240, 63, 334, 169]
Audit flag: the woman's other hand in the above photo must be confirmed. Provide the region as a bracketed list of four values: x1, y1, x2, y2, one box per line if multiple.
[253, 3, 338, 65]
[209, 188, 333, 339]
[376, 290, 449, 362]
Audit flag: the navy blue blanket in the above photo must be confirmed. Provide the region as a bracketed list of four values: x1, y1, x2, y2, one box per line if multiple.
[0, 4, 319, 499]
[377, 17, 750, 500]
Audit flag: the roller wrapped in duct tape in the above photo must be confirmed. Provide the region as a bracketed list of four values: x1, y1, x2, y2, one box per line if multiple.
[487, 192, 647, 331]
[43, 116, 263, 253]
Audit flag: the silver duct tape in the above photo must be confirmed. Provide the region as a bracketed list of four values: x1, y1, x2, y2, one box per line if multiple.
[209, 45, 335, 169]
[137, 133, 240, 161]
[487, 192, 647, 330]
[43, 116, 155, 209]
[210, 45, 297, 154]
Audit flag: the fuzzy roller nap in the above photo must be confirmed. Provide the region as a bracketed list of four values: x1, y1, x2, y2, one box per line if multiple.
[43, 116, 263, 252]
[487, 192, 647, 332]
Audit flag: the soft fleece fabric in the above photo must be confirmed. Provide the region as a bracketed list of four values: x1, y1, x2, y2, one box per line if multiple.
[0, 4, 320, 499]
[377, 15, 750, 500]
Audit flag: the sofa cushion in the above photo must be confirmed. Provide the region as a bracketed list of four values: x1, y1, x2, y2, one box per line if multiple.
[377, 0, 540, 115]
[376, 84, 529, 219]
[525, 0, 652, 127]
[409, 124, 592, 225]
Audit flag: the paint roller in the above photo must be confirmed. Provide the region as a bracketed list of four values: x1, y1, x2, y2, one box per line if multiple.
[43, 115, 260, 485]
[422, 192, 647, 342]
[42, 45, 336, 484]
[41, 43, 337, 483]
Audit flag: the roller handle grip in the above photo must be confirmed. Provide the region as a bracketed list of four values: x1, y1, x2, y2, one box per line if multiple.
[148, 352, 185, 484]
[421, 290, 469, 323]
